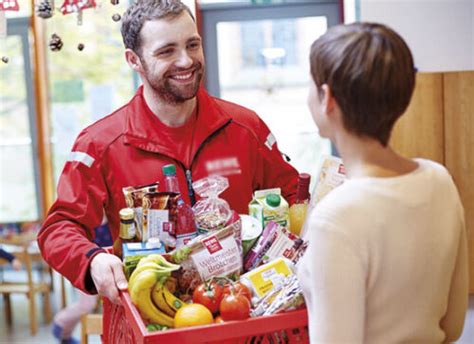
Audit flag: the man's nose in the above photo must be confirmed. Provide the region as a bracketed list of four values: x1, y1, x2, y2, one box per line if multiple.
[175, 50, 193, 68]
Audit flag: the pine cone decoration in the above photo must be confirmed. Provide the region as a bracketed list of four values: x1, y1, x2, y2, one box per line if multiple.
[49, 33, 63, 52]
[111, 0, 119, 5]
[37, 0, 54, 19]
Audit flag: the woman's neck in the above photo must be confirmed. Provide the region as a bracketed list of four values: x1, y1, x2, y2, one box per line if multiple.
[334, 131, 418, 179]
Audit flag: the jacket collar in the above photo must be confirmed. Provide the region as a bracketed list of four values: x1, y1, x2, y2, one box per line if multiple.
[123, 85, 232, 164]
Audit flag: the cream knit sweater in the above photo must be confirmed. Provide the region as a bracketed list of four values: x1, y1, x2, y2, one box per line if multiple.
[297, 159, 468, 343]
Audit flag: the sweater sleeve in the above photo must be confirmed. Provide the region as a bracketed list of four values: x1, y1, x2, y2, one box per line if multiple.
[298, 219, 366, 343]
[0, 248, 16, 263]
[440, 218, 468, 342]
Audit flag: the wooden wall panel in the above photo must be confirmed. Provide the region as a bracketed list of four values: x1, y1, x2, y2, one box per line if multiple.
[443, 71, 474, 292]
[390, 73, 444, 164]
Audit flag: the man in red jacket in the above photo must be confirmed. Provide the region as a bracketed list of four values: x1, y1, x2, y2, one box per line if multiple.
[38, 0, 298, 305]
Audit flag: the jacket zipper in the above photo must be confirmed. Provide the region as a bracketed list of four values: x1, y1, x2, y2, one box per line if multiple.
[178, 119, 232, 206]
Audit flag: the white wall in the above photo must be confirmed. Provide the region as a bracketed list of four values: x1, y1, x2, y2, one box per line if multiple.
[357, 0, 474, 72]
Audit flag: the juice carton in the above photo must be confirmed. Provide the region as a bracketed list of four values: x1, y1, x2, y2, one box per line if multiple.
[249, 188, 290, 230]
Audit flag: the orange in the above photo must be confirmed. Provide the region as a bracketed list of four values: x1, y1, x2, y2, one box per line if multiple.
[174, 303, 214, 328]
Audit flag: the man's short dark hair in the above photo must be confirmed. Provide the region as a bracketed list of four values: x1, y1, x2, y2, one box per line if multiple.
[310, 22, 416, 146]
[121, 0, 194, 56]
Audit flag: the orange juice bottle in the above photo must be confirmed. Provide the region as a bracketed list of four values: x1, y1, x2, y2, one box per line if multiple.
[289, 173, 311, 236]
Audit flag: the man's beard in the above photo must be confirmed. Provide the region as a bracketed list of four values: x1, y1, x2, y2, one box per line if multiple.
[142, 61, 204, 105]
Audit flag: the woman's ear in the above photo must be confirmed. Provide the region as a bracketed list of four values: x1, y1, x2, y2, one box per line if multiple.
[125, 49, 142, 73]
[320, 84, 335, 116]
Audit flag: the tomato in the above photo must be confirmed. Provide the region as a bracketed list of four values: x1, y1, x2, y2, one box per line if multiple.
[219, 293, 251, 321]
[192, 281, 224, 314]
[223, 282, 252, 302]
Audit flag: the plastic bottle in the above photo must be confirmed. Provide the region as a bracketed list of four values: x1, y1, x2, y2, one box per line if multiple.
[162, 164, 198, 248]
[289, 173, 311, 236]
[113, 208, 137, 259]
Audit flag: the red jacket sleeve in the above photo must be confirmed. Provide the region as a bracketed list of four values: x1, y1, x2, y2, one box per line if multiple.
[37, 131, 108, 293]
[254, 117, 299, 205]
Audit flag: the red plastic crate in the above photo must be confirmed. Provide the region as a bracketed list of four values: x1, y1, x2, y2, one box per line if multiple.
[102, 291, 309, 343]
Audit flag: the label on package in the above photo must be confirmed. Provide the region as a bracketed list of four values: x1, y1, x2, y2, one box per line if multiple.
[191, 234, 242, 281]
[147, 209, 169, 242]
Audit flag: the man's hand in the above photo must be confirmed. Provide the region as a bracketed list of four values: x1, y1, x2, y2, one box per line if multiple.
[90, 253, 127, 304]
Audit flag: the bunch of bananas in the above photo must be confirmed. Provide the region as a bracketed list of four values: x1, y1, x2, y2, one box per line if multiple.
[128, 254, 185, 328]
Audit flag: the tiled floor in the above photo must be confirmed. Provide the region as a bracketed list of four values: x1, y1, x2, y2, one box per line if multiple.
[0, 271, 473, 343]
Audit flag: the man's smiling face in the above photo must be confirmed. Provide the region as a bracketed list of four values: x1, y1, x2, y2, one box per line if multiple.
[138, 11, 205, 104]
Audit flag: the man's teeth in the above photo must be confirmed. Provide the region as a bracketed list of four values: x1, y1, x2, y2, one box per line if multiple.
[173, 73, 192, 80]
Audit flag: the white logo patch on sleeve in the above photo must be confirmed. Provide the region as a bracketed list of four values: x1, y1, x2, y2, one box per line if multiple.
[265, 132, 276, 150]
[68, 151, 95, 168]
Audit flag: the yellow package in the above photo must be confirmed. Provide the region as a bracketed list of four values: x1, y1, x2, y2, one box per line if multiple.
[240, 257, 294, 299]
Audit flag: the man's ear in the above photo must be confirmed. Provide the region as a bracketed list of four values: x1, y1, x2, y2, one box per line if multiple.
[125, 49, 143, 73]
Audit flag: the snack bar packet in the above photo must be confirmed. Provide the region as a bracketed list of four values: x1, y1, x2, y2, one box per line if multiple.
[244, 221, 280, 272]
[122, 181, 159, 240]
[192, 175, 233, 234]
[170, 218, 242, 294]
[251, 274, 305, 317]
[142, 192, 179, 248]
[259, 226, 303, 266]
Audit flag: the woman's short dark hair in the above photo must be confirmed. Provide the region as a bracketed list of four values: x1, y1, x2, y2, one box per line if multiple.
[121, 0, 194, 56]
[310, 22, 416, 146]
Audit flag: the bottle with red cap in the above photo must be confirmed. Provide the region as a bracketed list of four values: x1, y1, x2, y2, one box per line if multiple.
[162, 164, 198, 248]
[289, 173, 311, 236]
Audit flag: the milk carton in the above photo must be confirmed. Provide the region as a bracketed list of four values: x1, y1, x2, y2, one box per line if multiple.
[249, 188, 290, 230]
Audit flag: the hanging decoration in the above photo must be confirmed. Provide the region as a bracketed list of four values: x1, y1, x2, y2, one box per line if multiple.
[111, 13, 120, 22]
[1, 56, 8, 63]
[0, 0, 20, 39]
[49, 33, 63, 51]
[60, 0, 96, 25]
[0, 0, 19, 11]
[77, 43, 84, 51]
[110, 0, 118, 5]
[36, 0, 54, 19]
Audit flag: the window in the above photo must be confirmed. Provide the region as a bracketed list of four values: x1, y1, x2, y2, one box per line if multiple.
[46, 2, 136, 187]
[201, 1, 340, 189]
[0, 16, 39, 222]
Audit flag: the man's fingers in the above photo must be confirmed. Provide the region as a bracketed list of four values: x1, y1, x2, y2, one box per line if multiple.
[96, 266, 120, 304]
[111, 260, 128, 290]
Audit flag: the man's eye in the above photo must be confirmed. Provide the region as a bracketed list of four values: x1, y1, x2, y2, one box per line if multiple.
[158, 49, 173, 56]
[188, 42, 201, 49]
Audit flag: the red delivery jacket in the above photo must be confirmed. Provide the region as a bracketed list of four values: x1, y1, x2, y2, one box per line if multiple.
[38, 86, 298, 293]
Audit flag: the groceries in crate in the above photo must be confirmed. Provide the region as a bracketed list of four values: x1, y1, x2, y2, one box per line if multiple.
[122, 181, 160, 241]
[169, 220, 242, 294]
[244, 221, 303, 272]
[117, 174, 317, 332]
[311, 155, 346, 207]
[249, 188, 290, 229]
[162, 164, 198, 247]
[142, 191, 179, 250]
[289, 173, 311, 236]
[127, 254, 182, 328]
[192, 175, 233, 234]
[240, 215, 263, 257]
[241, 257, 295, 302]
[251, 274, 305, 317]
